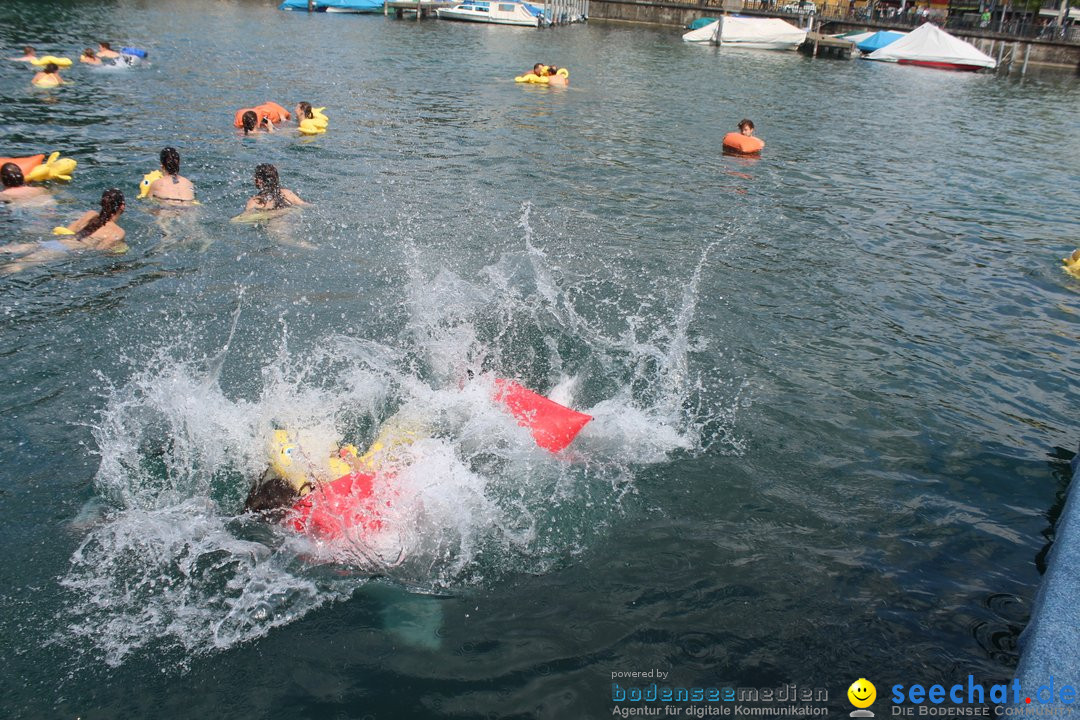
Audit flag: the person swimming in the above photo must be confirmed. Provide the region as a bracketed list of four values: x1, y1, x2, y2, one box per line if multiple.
[545, 64, 568, 86]
[1, 189, 126, 272]
[241, 110, 274, 136]
[0, 163, 47, 203]
[245, 163, 306, 211]
[738, 118, 756, 137]
[9, 46, 36, 62]
[147, 147, 196, 203]
[96, 42, 120, 59]
[295, 101, 314, 122]
[31, 62, 63, 87]
[79, 48, 101, 65]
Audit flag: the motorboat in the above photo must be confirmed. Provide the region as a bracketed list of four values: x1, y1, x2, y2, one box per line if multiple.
[866, 23, 996, 70]
[436, 0, 544, 26]
[682, 16, 807, 50]
[279, 0, 384, 12]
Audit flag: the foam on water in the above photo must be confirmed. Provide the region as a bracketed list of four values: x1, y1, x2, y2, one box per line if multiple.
[57, 208, 743, 666]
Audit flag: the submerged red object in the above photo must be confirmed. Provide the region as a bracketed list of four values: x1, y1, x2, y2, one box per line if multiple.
[493, 378, 593, 452]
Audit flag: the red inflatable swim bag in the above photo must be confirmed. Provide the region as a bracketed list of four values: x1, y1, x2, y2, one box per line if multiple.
[288, 472, 383, 540]
[493, 379, 593, 453]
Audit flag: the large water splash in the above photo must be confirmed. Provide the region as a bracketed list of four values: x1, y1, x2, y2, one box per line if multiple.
[58, 208, 742, 666]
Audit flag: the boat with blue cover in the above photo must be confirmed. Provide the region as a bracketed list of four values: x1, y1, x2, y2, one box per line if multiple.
[279, 0, 384, 12]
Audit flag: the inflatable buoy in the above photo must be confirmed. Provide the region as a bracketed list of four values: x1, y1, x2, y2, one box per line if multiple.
[264, 378, 591, 541]
[288, 471, 384, 540]
[299, 107, 329, 135]
[120, 47, 147, 58]
[554, 67, 569, 78]
[0, 152, 76, 182]
[138, 170, 163, 198]
[30, 55, 72, 67]
[515, 72, 549, 84]
[0, 154, 45, 176]
[722, 132, 764, 155]
[234, 102, 291, 128]
[52, 226, 75, 236]
[1063, 249, 1080, 279]
[493, 378, 593, 453]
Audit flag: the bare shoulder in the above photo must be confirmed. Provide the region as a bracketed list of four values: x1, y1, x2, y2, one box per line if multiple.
[283, 189, 307, 206]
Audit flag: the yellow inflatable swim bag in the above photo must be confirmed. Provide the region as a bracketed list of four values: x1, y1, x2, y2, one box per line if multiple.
[1063, 249, 1080, 279]
[515, 72, 549, 84]
[30, 55, 73, 67]
[21, 151, 77, 183]
[298, 107, 329, 135]
[138, 170, 163, 198]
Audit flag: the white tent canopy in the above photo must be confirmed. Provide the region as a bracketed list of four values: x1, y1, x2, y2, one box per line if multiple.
[682, 16, 808, 50]
[867, 23, 997, 69]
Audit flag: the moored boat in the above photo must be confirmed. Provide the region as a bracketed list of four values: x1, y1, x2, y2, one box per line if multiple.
[866, 23, 996, 71]
[682, 16, 807, 51]
[436, 0, 544, 26]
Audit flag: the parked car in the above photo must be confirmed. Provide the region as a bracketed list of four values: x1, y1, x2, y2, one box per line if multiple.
[779, 1, 817, 12]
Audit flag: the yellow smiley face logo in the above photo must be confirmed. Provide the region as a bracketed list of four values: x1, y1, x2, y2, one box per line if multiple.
[848, 679, 876, 708]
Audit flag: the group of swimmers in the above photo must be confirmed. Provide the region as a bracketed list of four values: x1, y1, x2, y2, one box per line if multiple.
[10, 42, 127, 87]
[0, 144, 309, 272]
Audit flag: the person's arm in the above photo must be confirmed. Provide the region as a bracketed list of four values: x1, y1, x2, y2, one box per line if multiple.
[282, 189, 307, 206]
[245, 196, 261, 211]
[67, 210, 97, 233]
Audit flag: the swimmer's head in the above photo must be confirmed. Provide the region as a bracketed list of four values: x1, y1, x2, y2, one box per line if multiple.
[533, 63, 544, 74]
[241, 110, 258, 134]
[1, 162, 25, 188]
[244, 471, 302, 517]
[738, 118, 755, 135]
[43, 62, 59, 74]
[159, 146, 180, 175]
[101, 188, 125, 218]
[23, 46, 34, 56]
[82, 48, 96, 58]
[297, 101, 313, 119]
[547, 65, 559, 75]
[99, 42, 112, 50]
[254, 163, 280, 191]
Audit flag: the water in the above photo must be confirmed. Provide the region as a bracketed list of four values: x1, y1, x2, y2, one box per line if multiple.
[1, 1, 1079, 717]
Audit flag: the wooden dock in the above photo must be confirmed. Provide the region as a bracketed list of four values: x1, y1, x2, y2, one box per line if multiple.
[799, 32, 854, 58]
[385, 0, 456, 19]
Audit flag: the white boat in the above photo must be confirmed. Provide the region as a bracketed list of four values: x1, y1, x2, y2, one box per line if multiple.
[436, 0, 544, 26]
[867, 23, 996, 71]
[682, 15, 807, 50]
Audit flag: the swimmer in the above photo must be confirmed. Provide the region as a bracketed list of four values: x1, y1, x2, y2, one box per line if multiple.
[147, 147, 196, 204]
[241, 110, 274, 136]
[79, 48, 102, 65]
[295, 101, 315, 123]
[738, 118, 756, 137]
[0, 163, 47, 203]
[31, 62, 63, 87]
[1, 189, 126, 272]
[96, 42, 120, 59]
[9, 46, 36, 62]
[545, 65, 568, 86]
[245, 163, 306, 211]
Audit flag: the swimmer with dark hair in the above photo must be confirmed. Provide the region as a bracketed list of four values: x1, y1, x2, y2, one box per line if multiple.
[79, 48, 101, 65]
[31, 62, 63, 87]
[97, 42, 120, 59]
[148, 147, 196, 203]
[241, 110, 274, 135]
[245, 163, 307, 212]
[0, 163, 47, 203]
[295, 101, 315, 121]
[1, 189, 126, 272]
[738, 118, 755, 136]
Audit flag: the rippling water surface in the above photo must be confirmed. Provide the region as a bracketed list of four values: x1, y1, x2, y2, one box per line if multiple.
[1, 1, 1079, 717]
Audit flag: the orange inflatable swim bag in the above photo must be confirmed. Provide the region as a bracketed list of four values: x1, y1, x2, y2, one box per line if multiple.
[0, 154, 46, 175]
[233, 102, 291, 128]
[722, 132, 764, 155]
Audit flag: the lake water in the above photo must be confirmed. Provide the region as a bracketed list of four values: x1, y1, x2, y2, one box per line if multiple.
[1, 1, 1079, 717]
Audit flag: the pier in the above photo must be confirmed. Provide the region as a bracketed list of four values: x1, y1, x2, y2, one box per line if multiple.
[385, 0, 456, 19]
[800, 31, 854, 57]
